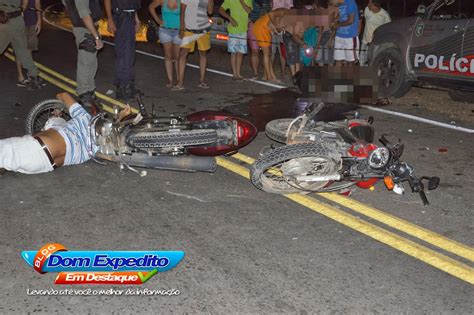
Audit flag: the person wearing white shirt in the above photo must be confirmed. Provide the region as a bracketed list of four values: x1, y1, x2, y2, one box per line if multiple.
[359, 0, 390, 66]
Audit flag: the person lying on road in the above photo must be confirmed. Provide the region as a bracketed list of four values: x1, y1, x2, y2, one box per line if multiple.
[0, 92, 131, 174]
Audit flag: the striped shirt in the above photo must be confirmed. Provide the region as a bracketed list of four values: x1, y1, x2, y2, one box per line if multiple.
[52, 103, 98, 166]
[182, 0, 210, 30]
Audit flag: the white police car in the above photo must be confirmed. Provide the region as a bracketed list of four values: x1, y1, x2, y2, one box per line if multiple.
[369, 0, 474, 102]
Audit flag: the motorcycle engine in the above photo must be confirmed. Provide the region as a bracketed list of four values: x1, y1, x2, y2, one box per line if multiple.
[92, 115, 120, 155]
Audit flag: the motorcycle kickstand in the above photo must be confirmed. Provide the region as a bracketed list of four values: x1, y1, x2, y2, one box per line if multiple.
[119, 161, 147, 177]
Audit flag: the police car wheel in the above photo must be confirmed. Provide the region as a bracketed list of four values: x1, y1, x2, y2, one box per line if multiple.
[448, 89, 474, 103]
[372, 48, 411, 98]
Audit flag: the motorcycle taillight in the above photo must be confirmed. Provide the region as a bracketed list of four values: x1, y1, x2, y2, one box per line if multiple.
[236, 118, 257, 145]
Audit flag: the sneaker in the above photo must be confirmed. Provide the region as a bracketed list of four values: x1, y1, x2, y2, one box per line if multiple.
[37, 76, 47, 86]
[126, 83, 144, 98]
[115, 84, 132, 101]
[17, 79, 30, 87]
[26, 77, 42, 90]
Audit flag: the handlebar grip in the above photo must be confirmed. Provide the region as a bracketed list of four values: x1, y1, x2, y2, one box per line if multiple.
[419, 190, 429, 206]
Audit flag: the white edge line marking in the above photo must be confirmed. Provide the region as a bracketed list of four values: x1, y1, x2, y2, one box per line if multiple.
[43, 7, 474, 134]
[361, 105, 474, 134]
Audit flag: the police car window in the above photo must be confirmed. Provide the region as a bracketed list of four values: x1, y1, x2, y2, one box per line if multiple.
[431, 2, 472, 19]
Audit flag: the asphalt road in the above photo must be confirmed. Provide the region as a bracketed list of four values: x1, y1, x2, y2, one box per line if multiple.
[0, 24, 473, 313]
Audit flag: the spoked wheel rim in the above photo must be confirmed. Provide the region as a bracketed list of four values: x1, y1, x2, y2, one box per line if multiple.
[260, 156, 336, 192]
[34, 108, 70, 134]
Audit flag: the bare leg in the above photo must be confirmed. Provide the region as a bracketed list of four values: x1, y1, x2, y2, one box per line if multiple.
[162, 42, 174, 87]
[289, 64, 296, 77]
[230, 53, 237, 77]
[236, 53, 243, 78]
[172, 44, 180, 84]
[262, 46, 277, 82]
[199, 50, 208, 83]
[250, 49, 259, 77]
[177, 48, 190, 88]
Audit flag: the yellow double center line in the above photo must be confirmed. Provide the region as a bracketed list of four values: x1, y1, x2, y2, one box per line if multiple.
[5, 53, 473, 284]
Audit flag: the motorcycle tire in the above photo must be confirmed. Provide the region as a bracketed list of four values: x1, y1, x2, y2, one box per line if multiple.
[250, 143, 340, 194]
[265, 119, 350, 143]
[265, 119, 294, 143]
[25, 99, 70, 135]
[127, 129, 219, 149]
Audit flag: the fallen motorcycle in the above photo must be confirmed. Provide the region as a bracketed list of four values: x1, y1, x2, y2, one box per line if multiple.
[26, 97, 257, 174]
[250, 102, 440, 205]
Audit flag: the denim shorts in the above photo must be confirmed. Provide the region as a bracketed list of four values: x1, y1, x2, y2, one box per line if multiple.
[158, 27, 181, 45]
[228, 33, 248, 54]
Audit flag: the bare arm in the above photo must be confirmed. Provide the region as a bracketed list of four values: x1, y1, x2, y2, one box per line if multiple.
[207, 0, 214, 15]
[148, 0, 164, 25]
[20, 0, 27, 10]
[56, 92, 77, 110]
[104, 0, 117, 34]
[104, 0, 113, 20]
[219, 6, 237, 27]
[180, 3, 186, 36]
[240, 0, 251, 14]
[34, 0, 41, 34]
[81, 15, 103, 49]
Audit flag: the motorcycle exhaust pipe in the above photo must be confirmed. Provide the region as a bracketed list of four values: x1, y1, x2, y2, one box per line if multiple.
[97, 154, 217, 173]
[295, 174, 342, 182]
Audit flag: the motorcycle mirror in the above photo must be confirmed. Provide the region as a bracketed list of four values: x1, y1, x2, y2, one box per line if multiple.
[428, 177, 440, 190]
[420, 176, 440, 191]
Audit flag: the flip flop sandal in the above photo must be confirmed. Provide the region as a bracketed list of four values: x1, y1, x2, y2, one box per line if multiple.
[198, 82, 210, 89]
[171, 85, 185, 91]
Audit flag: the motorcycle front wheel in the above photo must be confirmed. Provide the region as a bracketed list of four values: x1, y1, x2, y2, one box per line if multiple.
[250, 143, 340, 194]
[25, 99, 70, 135]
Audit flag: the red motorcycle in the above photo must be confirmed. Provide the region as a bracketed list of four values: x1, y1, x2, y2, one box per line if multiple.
[250, 102, 440, 205]
[26, 97, 257, 174]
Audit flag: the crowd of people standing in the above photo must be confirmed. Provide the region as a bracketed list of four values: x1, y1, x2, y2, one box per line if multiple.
[0, 0, 392, 104]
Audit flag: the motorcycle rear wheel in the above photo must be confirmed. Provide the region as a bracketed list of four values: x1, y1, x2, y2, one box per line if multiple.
[250, 143, 340, 194]
[25, 99, 70, 135]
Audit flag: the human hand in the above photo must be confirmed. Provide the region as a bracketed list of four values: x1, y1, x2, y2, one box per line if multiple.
[117, 105, 132, 121]
[230, 17, 238, 27]
[35, 21, 41, 35]
[107, 18, 116, 34]
[179, 28, 185, 39]
[56, 92, 76, 107]
[95, 38, 104, 50]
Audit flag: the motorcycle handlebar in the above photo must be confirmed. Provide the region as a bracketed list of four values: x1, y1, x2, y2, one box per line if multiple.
[407, 175, 429, 206]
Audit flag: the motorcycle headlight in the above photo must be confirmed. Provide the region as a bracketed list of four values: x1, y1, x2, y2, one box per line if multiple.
[368, 147, 391, 169]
